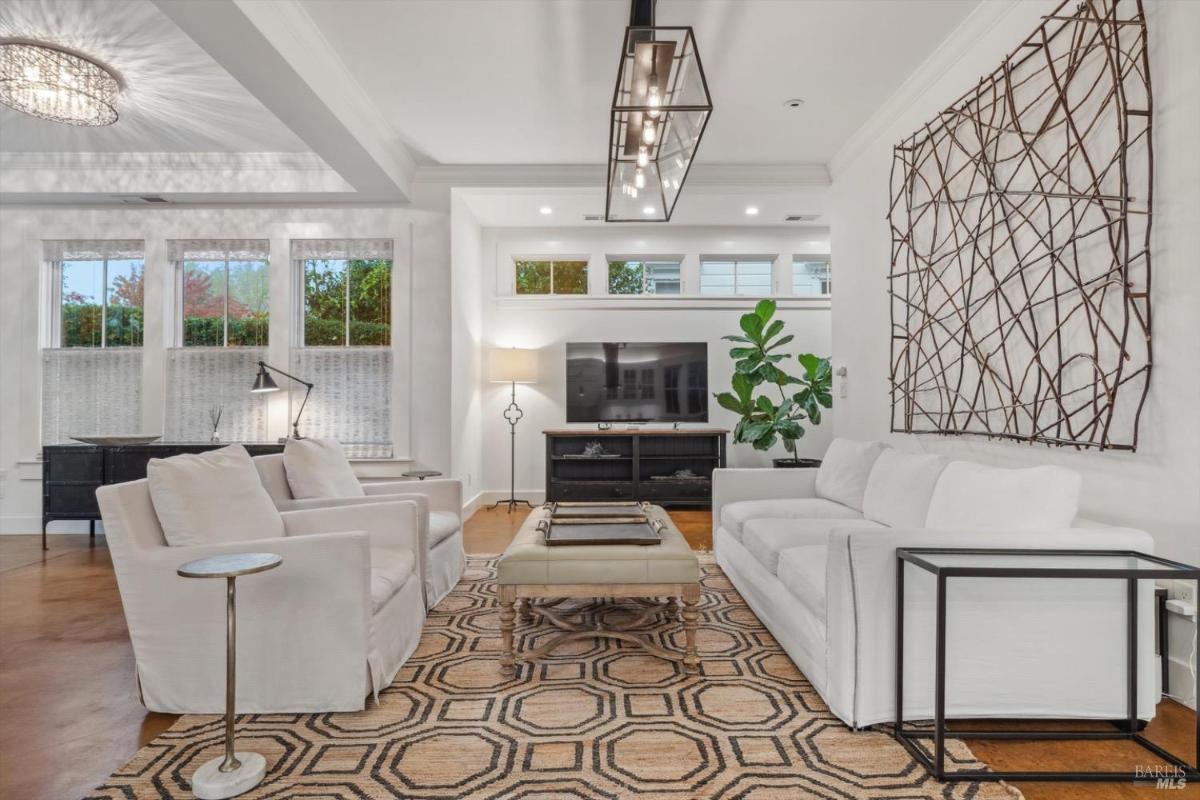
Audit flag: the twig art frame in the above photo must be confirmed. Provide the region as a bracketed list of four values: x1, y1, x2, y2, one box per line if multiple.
[888, 0, 1152, 451]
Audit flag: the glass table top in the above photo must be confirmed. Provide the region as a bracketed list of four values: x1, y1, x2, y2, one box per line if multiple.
[898, 549, 1199, 575]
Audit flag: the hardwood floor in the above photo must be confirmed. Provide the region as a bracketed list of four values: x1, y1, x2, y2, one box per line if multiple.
[1, 513, 1195, 800]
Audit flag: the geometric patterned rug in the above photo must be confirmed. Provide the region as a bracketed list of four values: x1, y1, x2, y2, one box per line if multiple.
[87, 557, 1020, 799]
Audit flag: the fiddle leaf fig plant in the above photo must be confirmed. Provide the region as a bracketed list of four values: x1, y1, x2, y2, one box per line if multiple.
[714, 299, 833, 461]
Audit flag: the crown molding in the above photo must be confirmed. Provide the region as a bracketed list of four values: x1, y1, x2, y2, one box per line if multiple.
[827, 0, 1027, 178]
[0, 151, 332, 171]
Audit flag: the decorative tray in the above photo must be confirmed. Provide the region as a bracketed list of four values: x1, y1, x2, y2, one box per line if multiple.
[538, 516, 666, 547]
[69, 434, 163, 446]
[543, 501, 651, 525]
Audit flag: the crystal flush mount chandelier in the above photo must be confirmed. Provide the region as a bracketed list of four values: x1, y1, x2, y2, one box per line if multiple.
[606, 9, 712, 222]
[0, 40, 120, 126]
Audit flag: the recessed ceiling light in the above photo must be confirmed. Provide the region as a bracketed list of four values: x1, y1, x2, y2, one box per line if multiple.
[643, 206, 655, 215]
[745, 206, 759, 216]
[783, 98, 805, 109]
[539, 206, 553, 215]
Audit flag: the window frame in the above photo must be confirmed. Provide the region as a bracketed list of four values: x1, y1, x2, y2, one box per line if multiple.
[296, 254, 395, 348]
[791, 256, 832, 298]
[698, 256, 777, 298]
[511, 257, 591, 296]
[605, 256, 685, 296]
[49, 256, 145, 349]
[174, 255, 271, 348]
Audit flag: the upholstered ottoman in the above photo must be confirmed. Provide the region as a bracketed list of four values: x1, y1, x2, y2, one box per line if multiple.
[496, 504, 701, 675]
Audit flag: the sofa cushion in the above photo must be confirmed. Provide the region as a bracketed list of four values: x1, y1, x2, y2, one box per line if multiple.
[777, 545, 827, 625]
[815, 439, 888, 511]
[283, 438, 366, 500]
[148, 444, 285, 547]
[370, 548, 416, 612]
[861, 449, 950, 528]
[429, 511, 462, 547]
[926, 461, 1083, 531]
[720, 499, 862, 542]
[743, 517, 884, 573]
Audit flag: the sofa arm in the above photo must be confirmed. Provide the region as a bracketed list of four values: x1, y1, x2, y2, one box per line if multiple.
[129, 531, 372, 713]
[711, 467, 818, 532]
[363, 478, 463, 516]
[823, 526, 1158, 727]
[281, 500, 422, 557]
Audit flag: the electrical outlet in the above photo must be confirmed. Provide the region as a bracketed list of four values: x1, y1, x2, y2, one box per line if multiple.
[1171, 580, 1195, 607]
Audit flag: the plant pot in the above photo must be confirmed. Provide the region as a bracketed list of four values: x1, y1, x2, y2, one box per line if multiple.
[772, 458, 822, 468]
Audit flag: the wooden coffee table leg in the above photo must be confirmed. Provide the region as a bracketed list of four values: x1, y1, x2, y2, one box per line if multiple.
[499, 585, 517, 676]
[666, 597, 680, 620]
[681, 584, 701, 673]
[518, 597, 534, 622]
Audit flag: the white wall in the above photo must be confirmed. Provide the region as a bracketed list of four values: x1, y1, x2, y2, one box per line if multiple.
[475, 226, 834, 501]
[0, 205, 450, 534]
[449, 194, 485, 509]
[830, 0, 1200, 566]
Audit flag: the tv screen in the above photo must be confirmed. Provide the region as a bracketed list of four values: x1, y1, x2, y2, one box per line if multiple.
[566, 342, 708, 423]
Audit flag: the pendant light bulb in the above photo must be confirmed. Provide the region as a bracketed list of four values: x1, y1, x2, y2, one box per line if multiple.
[647, 76, 661, 119]
[642, 120, 656, 145]
[637, 146, 648, 168]
[635, 167, 645, 189]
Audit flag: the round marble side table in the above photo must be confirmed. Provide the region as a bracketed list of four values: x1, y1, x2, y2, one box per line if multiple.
[402, 469, 442, 481]
[178, 552, 282, 800]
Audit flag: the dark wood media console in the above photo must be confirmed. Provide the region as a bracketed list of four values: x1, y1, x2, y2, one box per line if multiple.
[42, 442, 284, 550]
[543, 428, 727, 507]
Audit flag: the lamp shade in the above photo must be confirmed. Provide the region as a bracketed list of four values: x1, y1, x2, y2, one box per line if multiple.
[488, 348, 538, 384]
[250, 364, 280, 393]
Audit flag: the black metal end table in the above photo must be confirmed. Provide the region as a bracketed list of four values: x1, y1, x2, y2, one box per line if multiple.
[895, 547, 1200, 784]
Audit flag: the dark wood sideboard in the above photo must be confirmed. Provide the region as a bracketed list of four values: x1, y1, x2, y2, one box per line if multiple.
[42, 442, 284, 550]
[543, 428, 727, 507]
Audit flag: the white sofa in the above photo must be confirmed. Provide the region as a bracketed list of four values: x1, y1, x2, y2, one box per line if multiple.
[713, 438, 1157, 729]
[253, 453, 466, 609]
[96, 478, 427, 713]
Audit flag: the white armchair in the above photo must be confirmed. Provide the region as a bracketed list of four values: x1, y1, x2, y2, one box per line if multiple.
[96, 478, 427, 714]
[253, 453, 466, 609]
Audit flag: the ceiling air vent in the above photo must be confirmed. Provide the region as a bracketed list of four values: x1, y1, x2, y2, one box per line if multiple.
[785, 214, 819, 222]
[114, 195, 170, 205]
[583, 214, 604, 222]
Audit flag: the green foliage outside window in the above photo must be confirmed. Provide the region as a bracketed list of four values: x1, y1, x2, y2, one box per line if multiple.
[515, 260, 588, 295]
[303, 258, 391, 346]
[608, 261, 644, 294]
[61, 262, 144, 347]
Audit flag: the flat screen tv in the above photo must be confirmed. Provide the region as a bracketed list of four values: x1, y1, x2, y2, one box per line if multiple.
[566, 342, 708, 423]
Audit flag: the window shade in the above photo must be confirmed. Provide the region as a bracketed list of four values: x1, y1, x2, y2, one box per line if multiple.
[164, 348, 269, 442]
[290, 239, 393, 261]
[43, 240, 144, 261]
[168, 239, 269, 262]
[292, 347, 393, 458]
[41, 348, 143, 445]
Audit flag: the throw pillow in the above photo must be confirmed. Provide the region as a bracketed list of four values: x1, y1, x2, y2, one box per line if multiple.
[148, 444, 285, 547]
[283, 438, 366, 499]
[862, 449, 950, 528]
[814, 438, 888, 511]
[925, 461, 1082, 531]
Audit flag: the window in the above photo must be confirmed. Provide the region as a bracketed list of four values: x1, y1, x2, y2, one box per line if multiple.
[42, 240, 144, 446]
[172, 239, 270, 347]
[293, 239, 395, 458]
[699, 258, 773, 296]
[164, 240, 271, 442]
[792, 258, 832, 297]
[607, 260, 682, 295]
[514, 260, 588, 295]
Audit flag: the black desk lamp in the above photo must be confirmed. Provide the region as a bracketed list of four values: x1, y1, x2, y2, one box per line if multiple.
[250, 361, 314, 440]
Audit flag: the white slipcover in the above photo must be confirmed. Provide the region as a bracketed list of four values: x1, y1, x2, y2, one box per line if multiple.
[283, 437, 366, 499]
[861, 449, 949, 528]
[96, 479, 427, 714]
[814, 438, 888, 511]
[253, 453, 466, 609]
[926, 461, 1082, 531]
[712, 437, 1158, 728]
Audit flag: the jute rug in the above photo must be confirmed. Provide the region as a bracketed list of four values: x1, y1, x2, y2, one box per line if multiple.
[88, 557, 1019, 799]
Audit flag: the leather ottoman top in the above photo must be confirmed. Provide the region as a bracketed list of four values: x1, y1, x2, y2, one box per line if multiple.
[497, 505, 699, 585]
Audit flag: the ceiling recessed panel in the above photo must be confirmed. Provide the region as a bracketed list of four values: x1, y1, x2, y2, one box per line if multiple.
[0, 0, 310, 153]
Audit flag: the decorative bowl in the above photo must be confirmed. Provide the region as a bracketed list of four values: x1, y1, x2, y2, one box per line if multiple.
[70, 434, 163, 446]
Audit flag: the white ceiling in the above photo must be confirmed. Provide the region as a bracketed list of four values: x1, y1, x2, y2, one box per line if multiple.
[0, 0, 309, 153]
[300, 0, 979, 165]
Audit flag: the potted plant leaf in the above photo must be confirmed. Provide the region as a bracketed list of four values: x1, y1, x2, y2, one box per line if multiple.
[714, 299, 833, 467]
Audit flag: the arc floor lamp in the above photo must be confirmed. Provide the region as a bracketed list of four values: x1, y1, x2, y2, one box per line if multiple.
[488, 348, 538, 513]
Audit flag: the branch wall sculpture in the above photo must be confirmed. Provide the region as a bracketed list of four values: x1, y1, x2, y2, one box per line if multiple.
[888, 0, 1152, 450]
